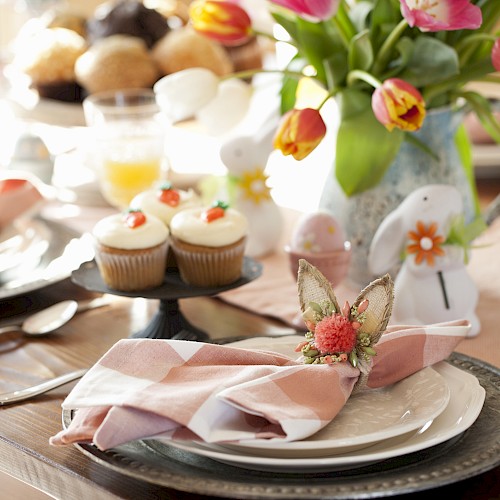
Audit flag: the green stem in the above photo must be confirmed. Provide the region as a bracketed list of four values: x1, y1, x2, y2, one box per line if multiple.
[372, 19, 409, 76]
[220, 68, 305, 82]
[458, 33, 496, 66]
[318, 88, 338, 110]
[331, 16, 351, 48]
[331, 1, 357, 49]
[347, 69, 382, 89]
[423, 59, 496, 103]
[477, 75, 500, 85]
[251, 29, 287, 44]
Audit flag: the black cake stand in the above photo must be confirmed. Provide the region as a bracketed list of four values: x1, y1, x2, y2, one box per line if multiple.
[71, 257, 262, 341]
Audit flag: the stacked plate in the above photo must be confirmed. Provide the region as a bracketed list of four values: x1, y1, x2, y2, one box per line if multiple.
[159, 336, 486, 473]
[0, 218, 51, 284]
[0, 217, 94, 300]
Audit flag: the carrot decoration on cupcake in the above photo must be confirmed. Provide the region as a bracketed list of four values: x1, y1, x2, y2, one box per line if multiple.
[201, 200, 229, 223]
[123, 209, 147, 228]
[157, 183, 181, 207]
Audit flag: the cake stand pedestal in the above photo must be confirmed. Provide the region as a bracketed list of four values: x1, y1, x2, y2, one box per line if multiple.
[71, 257, 262, 341]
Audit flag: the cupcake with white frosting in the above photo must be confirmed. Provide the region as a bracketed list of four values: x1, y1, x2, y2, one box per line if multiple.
[92, 209, 169, 291]
[129, 182, 202, 228]
[169, 201, 247, 287]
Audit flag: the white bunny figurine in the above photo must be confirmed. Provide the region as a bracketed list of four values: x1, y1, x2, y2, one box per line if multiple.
[368, 184, 480, 337]
[219, 115, 284, 258]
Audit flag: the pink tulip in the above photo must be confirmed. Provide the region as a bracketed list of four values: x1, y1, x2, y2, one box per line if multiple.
[400, 0, 482, 32]
[189, 0, 252, 46]
[492, 39, 500, 72]
[269, 0, 340, 21]
[273, 108, 327, 160]
[372, 78, 426, 132]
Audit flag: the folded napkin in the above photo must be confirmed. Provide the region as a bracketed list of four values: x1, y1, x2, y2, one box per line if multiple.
[0, 176, 45, 230]
[50, 319, 469, 451]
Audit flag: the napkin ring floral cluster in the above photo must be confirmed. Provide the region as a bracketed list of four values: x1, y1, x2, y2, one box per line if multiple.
[295, 260, 394, 378]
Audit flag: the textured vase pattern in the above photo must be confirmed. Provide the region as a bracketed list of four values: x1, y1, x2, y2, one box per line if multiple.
[319, 107, 475, 288]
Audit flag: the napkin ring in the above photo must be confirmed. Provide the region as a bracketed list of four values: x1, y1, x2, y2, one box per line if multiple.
[295, 259, 394, 391]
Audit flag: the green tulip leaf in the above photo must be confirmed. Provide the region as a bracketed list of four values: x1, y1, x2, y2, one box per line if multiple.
[335, 89, 404, 196]
[455, 122, 481, 216]
[400, 36, 459, 87]
[460, 91, 500, 144]
[279, 76, 300, 114]
[348, 29, 373, 72]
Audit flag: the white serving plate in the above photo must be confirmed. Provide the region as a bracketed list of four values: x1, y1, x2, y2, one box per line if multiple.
[212, 336, 450, 457]
[161, 360, 485, 472]
[0, 217, 94, 299]
[0, 218, 50, 281]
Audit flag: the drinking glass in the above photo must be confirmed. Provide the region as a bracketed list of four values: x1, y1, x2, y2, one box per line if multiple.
[83, 89, 167, 209]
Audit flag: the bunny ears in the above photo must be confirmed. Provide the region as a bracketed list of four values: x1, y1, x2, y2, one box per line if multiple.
[295, 259, 394, 383]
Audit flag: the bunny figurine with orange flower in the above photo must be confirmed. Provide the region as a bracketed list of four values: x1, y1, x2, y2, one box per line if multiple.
[368, 184, 480, 337]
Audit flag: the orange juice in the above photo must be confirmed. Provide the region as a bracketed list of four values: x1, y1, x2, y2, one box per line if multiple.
[101, 157, 163, 208]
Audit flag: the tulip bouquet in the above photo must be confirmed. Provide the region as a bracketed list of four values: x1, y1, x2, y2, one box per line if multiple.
[155, 0, 500, 197]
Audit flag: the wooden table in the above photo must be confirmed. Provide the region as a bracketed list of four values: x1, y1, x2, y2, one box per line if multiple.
[1, 181, 499, 500]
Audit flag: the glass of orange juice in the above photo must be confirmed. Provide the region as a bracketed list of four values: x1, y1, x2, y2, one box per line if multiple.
[83, 89, 167, 209]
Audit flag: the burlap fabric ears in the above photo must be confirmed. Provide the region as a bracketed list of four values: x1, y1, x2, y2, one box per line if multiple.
[296, 259, 394, 391]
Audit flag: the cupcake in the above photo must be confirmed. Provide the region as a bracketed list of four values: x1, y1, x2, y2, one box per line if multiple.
[92, 209, 169, 291]
[169, 201, 248, 287]
[285, 210, 351, 286]
[129, 182, 202, 227]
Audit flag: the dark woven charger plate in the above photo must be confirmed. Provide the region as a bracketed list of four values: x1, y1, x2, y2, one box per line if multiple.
[62, 353, 499, 499]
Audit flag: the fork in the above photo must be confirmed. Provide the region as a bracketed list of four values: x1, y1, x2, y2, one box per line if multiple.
[0, 369, 87, 406]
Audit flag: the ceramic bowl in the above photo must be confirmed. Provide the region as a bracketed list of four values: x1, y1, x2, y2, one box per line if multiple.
[284, 241, 352, 286]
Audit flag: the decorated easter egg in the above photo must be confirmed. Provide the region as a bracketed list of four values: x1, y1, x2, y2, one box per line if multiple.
[290, 210, 346, 253]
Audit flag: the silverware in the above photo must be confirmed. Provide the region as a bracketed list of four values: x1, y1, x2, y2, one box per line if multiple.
[0, 369, 87, 405]
[0, 296, 112, 334]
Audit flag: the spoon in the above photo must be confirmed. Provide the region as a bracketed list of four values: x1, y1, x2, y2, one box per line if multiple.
[0, 299, 106, 338]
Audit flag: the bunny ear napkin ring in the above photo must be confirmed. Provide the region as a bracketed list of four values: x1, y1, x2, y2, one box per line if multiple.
[295, 259, 394, 389]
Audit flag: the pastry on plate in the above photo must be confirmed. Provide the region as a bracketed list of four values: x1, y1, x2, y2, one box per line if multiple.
[12, 27, 87, 102]
[75, 34, 159, 93]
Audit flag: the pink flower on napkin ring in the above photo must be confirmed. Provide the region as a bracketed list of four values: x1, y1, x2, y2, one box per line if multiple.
[294, 259, 393, 390]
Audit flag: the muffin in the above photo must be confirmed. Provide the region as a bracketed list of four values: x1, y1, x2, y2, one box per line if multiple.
[92, 209, 169, 291]
[12, 27, 87, 102]
[129, 182, 202, 227]
[151, 26, 233, 77]
[169, 201, 248, 287]
[86, 0, 171, 48]
[42, 9, 88, 38]
[75, 34, 159, 93]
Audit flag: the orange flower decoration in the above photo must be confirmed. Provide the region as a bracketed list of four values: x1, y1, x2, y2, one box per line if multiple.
[407, 220, 445, 266]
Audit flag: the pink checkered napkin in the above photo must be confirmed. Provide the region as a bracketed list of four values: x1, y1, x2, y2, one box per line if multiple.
[49, 319, 469, 451]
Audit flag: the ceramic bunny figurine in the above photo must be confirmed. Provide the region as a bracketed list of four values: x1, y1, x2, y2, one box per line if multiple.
[368, 184, 480, 337]
[219, 114, 283, 258]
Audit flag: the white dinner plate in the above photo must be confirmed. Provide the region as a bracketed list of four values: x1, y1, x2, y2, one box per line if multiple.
[214, 336, 449, 457]
[0, 218, 50, 282]
[159, 360, 485, 472]
[0, 217, 94, 299]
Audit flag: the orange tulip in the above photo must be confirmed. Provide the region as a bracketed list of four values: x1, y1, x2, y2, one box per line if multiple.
[273, 108, 327, 160]
[189, 0, 252, 46]
[372, 78, 426, 132]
